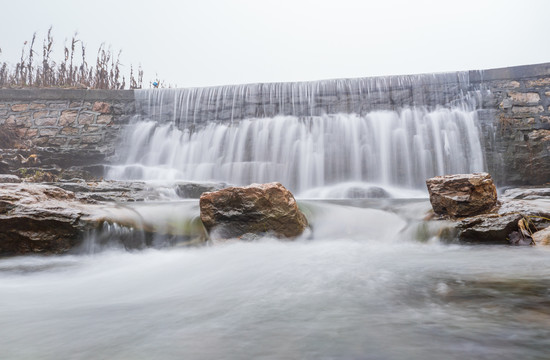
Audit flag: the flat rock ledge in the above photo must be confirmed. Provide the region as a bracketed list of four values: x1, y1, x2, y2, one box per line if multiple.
[199, 182, 309, 240]
[0, 183, 100, 255]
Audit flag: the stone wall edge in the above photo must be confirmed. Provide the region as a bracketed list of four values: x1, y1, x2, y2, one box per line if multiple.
[0, 89, 134, 101]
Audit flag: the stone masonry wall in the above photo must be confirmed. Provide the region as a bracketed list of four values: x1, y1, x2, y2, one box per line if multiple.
[0, 63, 549, 185]
[475, 63, 550, 186]
[0, 89, 134, 174]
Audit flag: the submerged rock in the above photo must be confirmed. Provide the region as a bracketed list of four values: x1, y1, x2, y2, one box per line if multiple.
[346, 186, 391, 199]
[175, 182, 228, 199]
[199, 182, 308, 239]
[426, 173, 497, 218]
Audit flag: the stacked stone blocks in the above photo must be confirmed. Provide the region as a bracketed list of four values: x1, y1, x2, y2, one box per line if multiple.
[0, 100, 119, 149]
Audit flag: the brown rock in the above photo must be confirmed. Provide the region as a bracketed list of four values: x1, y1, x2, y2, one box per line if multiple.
[81, 135, 102, 144]
[199, 182, 308, 239]
[528, 129, 550, 142]
[32, 137, 49, 146]
[59, 110, 78, 125]
[26, 128, 38, 137]
[5, 115, 16, 126]
[508, 92, 540, 105]
[38, 128, 59, 137]
[84, 125, 102, 133]
[426, 173, 497, 218]
[0, 184, 85, 255]
[526, 78, 550, 87]
[48, 137, 68, 147]
[533, 227, 550, 245]
[457, 213, 522, 243]
[11, 115, 32, 127]
[451, 196, 550, 244]
[78, 113, 96, 125]
[97, 115, 113, 125]
[33, 110, 50, 119]
[16, 128, 28, 137]
[35, 117, 58, 126]
[29, 103, 46, 110]
[493, 80, 520, 89]
[92, 102, 111, 114]
[61, 127, 80, 135]
[511, 105, 544, 114]
[11, 104, 28, 112]
[48, 102, 68, 109]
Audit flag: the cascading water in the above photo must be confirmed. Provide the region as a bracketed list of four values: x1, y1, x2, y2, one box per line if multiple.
[107, 72, 487, 197]
[4, 71, 550, 360]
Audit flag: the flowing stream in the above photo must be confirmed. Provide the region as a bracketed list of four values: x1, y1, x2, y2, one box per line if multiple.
[1, 199, 550, 359]
[2, 73, 550, 359]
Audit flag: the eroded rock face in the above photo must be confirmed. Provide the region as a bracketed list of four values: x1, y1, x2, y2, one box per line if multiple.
[0, 184, 92, 255]
[199, 182, 308, 239]
[426, 173, 498, 218]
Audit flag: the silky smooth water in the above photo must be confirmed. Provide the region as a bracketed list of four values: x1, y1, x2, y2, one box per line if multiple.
[4, 73, 542, 359]
[108, 108, 485, 194]
[1, 200, 549, 360]
[107, 73, 486, 196]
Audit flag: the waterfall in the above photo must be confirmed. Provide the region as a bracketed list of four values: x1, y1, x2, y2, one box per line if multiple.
[107, 72, 487, 197]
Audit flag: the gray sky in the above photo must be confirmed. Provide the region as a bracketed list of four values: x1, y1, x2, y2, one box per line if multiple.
[1, 0, 549, 87]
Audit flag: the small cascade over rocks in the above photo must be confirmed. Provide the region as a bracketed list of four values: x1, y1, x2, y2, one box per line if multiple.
[108, 72, 487, 197]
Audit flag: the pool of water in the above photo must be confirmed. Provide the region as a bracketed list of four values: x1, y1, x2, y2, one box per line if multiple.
[1, 199, 549, 360]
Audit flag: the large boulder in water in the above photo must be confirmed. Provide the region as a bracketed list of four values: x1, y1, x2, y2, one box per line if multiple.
[0, 183, 94, 255]
[199, 182, 308, 239]
[426, 173, 498, 218]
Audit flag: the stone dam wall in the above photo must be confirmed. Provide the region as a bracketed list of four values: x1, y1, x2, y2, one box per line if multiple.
[0, 89, 134, 175]
[0, 62, 549, 186]
[477, 65, 550, 186]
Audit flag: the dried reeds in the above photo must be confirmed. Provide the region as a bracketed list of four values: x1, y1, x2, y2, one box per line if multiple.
[0, 27, 144, 89]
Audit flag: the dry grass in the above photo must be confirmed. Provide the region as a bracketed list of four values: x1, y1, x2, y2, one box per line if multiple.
[0, 27, 144, 89]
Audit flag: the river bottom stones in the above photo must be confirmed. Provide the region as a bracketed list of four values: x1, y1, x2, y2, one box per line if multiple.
[199, 182, 309, 240]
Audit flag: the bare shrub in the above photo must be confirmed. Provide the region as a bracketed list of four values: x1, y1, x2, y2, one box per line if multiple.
[0, 27, 145, 89]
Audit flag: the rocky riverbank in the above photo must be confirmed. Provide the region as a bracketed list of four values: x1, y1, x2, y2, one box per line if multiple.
[0, 179, 227, 256]
[1, 173, 549, 257]
[426, 173, 550, 245]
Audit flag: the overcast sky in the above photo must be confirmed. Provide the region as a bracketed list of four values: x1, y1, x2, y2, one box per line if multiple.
[0, 0, 549, 87]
